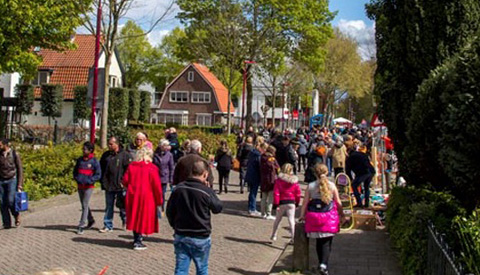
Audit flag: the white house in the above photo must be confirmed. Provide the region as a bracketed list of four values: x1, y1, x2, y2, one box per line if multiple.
[1, 34, 124, 127]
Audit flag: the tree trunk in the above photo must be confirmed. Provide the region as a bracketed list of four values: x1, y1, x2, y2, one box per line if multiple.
[100, 50, 112, 149]
[227, 88, 231, 135]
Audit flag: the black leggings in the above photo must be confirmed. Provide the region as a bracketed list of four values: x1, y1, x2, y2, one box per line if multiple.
[316, 237, 333, 266]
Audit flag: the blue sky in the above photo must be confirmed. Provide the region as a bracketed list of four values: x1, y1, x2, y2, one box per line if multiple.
[330, 0, 374, 27]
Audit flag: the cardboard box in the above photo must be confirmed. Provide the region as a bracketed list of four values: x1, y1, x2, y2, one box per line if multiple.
[353, 212, 376, 231]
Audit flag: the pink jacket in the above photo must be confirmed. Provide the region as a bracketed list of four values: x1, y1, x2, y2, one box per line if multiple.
[273, 173, 302, 206]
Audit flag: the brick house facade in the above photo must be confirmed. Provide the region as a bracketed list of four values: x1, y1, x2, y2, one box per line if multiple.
[155, 63, 234, 126]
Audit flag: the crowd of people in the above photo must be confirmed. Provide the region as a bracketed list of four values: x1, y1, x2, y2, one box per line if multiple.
[1, 123, 384, 275]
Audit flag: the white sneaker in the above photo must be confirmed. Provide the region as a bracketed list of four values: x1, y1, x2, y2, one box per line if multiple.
[262, 214, 268, 219]
[266, 215, 276, 220]
[270, 235, 277, 241]
[249, 211, 262, 217]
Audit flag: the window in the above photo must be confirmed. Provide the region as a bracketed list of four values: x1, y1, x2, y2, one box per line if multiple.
[187, 71, 194, 82]
[157, 113, 188, 125]
[109, 76, 118, 88]
[32, 71, 49, 86]
[169, 91, 189, 103]
[191, 92, 211, 103]
[196, 114, 212, 126]
[154, 92, 163, 106]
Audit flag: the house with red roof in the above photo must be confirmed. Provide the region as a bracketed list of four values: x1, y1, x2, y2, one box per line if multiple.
[0, 34, 124, 127]
[154, 63, 234, 126]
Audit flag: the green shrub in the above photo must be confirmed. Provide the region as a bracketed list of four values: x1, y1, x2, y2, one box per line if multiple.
[138, 90, 151, 123]
[387, 186, 465, 275]
[40, 84, 63, 125]
[17, 143, 103, 201]
[128, 89, 140, 121]
[454, 210, 480, 274]
[15, 84, 34, 116]
[73, 86, 90, 124]
[108, 88, 129, 144]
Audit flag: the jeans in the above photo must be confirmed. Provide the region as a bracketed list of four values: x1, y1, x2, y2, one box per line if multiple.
[260, 191, 273, 216]
[298, 154, 307, 171]
[174, 234, 211, 275]
[162, 184, 167, 209]
[271, 204, 296, 241]
[0, 178, 18, 227]
[352, 173, 373, 207]
[248, 182, 259, 212]
[78, 188, 94, 227]
[103, 190, 126, 229]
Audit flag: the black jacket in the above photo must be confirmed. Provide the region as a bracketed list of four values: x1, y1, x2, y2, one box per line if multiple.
[215, 148, 233, 171]
[166, 178, 223, 237]
[100, 149, 132, 191]
[237, 143, 253, 167]
[346, 151, 375, 179]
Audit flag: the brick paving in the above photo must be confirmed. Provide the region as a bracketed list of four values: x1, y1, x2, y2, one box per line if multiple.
[0, 171, 290, 275]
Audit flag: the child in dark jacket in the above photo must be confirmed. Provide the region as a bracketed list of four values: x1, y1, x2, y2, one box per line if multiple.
[215, 140, 233, 194]
[271, 163, 301, 244]
[73, 142, 101, 235]
[260, 145, 280, 219]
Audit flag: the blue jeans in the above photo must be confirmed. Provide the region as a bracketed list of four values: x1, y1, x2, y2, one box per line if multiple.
[248, 182, 259, 212]
[162, 184, 167, 209]
[352, 173, 373, 207]
[174, 234, 211, 275]
[0, 178, 18, 227]
[103, 190, 126, 229]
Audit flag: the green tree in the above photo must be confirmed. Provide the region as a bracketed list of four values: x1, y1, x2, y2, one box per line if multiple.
[83, 0, 175, 148]
[128, 89, 140, 121]
[116, 21, 152, 88]
[0, 1, 92, 77]
[177, 0, 334, 128]
[40, 84, 63, 127]
[15, 84, 34, 119]
[367, 0, 480, 184]
[139, 90, 152, 123]
[73, 86, 90, 126]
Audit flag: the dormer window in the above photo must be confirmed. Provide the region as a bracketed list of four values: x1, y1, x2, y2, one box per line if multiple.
[32, 71, 50, 86]
[187, 71, 194, 82]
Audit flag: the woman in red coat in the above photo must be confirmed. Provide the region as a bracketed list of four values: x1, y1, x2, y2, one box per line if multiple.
[123, 147, 163, 250]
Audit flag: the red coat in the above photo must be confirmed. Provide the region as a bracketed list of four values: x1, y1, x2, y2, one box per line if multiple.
[123, 161, 163, 235]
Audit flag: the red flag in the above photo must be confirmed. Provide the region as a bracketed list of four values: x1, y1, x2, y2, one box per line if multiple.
[371, 113, 386, 127]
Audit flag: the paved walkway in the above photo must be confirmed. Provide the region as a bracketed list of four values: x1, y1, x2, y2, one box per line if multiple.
[0, 171, 402, 275]
[0, 171, 289, 275]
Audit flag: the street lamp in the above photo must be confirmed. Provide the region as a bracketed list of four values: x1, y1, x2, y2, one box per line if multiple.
[241, 60, 256, 130]
[90, 0, 102, 144]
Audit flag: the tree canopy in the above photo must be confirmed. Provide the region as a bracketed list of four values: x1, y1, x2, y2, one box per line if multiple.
[0, 0, 92, 77]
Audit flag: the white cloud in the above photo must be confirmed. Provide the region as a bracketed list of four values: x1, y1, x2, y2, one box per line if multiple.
[147, 29, 171, 47]
[337, 19, 376, 61]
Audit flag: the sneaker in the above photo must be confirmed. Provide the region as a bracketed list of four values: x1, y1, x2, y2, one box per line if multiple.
[85, 220, 95, 229]
[99, 227, 113, 233]
[249, 211, 262, 217]
[266, 215, 276, 220]
[77, 227, 84, 235]
[133, 242, 147, 251]
[319, 264, 329, 275]
[270, 235, 277, 242]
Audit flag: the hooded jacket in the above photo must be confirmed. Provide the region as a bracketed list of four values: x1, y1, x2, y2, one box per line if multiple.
[273, 173, 302, 206]
[73, 155, 101, 189]
[260, 151, 279, 192]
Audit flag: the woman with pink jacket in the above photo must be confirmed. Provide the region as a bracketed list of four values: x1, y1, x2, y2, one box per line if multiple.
[270, 163, 302, 244]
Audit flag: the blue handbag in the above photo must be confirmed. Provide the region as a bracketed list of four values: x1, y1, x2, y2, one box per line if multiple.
[15, 191, 28, 212]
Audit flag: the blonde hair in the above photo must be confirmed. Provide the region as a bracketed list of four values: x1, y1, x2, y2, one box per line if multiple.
[135, 147, 153, 162]
[314, 164, 332, 204]
[255, 137, 265, 150]
[281, 163, 293, 175]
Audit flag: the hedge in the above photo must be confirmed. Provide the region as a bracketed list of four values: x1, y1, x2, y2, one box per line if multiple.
[387, 186, 465, 275]
[128, 89, 140, 121]
[138, 90, 151, 123]
[73, 86, 90, 123]
[40, 84, 63, 124]
[15, 84, 34, 116]
[108, 88, 129, 144]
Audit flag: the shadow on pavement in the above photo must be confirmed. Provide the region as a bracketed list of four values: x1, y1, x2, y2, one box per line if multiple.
[117, 234, 174, 244]
[24, 225, 78, 232]
[224, 236, 283, 250]
[71, 237, 131, 249]
[227, 267, 268, 275]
